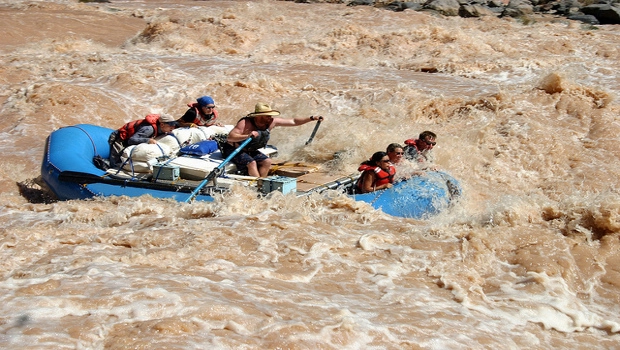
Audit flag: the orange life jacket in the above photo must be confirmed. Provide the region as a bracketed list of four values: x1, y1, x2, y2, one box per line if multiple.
[117, 114, 160, 141]
[356, 164, 396, 192]
[187, 103, 219, 126]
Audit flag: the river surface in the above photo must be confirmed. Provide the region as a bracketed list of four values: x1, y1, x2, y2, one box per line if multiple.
[1, 0, 620, 348]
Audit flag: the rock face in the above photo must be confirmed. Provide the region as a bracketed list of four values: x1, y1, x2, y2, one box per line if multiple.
[291, 0, 620, 24]
[581, 3, 620, 24]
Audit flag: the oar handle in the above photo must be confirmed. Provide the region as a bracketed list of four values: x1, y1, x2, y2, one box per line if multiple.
[185, 137, 253, 203]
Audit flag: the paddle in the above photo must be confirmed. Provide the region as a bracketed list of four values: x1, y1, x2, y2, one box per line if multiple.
[185, 137, 253, 203]
[305, 117, 322, 145]
[58, 171, 195, 192]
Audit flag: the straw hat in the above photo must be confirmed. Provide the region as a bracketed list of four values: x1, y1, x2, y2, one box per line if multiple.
[248, 102, 280, 117]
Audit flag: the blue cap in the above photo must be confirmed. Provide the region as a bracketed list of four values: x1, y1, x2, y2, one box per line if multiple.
[197, 96, 215, 107]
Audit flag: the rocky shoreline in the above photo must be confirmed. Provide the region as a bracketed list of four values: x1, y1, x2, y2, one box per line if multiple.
[283, 0, 620, 25]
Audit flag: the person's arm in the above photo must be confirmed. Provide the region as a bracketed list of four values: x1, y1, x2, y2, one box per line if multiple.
[226, 119, 257, 143]
[177, 109, 197, 128]
[359, 172, 376, 194]
[376, 181, 393, 191]
[361, 171, 393, 193]
[127, 125, 156, 145]
[273, 115, 324, 127]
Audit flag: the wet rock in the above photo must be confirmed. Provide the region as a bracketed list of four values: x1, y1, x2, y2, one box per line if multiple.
[384, 1, 424, 11]
[550, 0, 583, 16]
[459, 3, 499, 16]
[581, 3, 620, 24]
[501, 0, 535, 17]
[423, 0, 462, 16]
[348, 0, 375, 5]
[293, 0, 620, 24]
[567, 13, 601, 24]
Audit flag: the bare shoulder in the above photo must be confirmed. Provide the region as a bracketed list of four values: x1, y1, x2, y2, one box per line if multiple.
[234, 118, 249, 127]
[228, 118, 249, 136]
[233, 118, 251, 130]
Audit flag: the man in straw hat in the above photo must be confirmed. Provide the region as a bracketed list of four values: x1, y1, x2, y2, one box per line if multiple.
[223, 102, 323, 177]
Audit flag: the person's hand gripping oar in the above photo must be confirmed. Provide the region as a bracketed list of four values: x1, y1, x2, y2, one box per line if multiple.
[305, 115, 323, 145]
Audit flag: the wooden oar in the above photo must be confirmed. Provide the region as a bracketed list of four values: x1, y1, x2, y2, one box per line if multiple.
[185, 137, 253, 203]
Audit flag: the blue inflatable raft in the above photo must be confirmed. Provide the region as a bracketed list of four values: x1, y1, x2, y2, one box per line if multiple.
[40, 124, 460, 218]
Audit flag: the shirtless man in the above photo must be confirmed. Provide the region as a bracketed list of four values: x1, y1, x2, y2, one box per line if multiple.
[223, 102, 323, 177]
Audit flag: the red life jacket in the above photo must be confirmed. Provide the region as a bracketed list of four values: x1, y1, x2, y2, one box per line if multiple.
[117, 114, 160, 141]
[356, 164, 396, 192]
[404, 138, 421, 151]
[404, 139, 429, 162]
[187, 103, 219, 126]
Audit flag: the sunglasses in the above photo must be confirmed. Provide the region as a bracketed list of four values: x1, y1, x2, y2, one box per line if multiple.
[203, 105, 215, 109]
[422, 139, 436, 146]
[381, 159, 391, 163]
[394, 152, 404, 155]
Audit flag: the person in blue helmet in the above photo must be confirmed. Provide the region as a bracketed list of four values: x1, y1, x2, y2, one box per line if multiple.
[177, 95, 223, 127]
